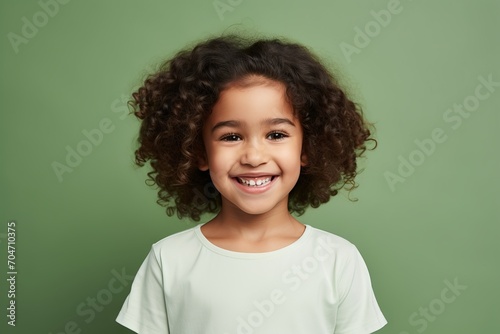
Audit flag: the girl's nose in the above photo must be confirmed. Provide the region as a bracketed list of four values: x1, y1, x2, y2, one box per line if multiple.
[240, 142, 268, 167]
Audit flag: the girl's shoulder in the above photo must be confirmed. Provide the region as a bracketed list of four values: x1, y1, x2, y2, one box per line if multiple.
[305, 225, 357, 250]
[149, 224, 202, 258]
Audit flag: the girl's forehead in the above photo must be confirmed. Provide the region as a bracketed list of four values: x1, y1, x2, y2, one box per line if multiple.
[211, 83, 294, 120]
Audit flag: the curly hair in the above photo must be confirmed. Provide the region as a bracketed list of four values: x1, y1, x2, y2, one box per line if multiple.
[131, 34, 376, 221]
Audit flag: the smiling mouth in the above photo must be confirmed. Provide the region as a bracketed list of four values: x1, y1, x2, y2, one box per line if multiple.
[235, 176, 276, 187]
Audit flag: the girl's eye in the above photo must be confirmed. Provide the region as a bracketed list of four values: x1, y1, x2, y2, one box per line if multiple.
[220, 133, 241, 141]
[267, 131, 288, 141]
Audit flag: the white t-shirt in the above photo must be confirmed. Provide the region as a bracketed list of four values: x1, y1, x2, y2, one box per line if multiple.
[116, 224, 387, 334]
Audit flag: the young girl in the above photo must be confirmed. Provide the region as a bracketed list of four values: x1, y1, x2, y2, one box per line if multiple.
[116, 35, 387, 334]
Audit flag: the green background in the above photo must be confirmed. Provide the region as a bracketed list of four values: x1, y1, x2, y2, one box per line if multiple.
[1, 0, 499, 333]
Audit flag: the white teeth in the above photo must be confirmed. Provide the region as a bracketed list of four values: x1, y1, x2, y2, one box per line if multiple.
[237, 177, 272, 187]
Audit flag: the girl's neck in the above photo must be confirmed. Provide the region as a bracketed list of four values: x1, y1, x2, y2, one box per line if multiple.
[205, 200, 305, 243]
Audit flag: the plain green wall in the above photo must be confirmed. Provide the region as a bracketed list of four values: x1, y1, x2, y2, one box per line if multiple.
[1, 0, 499, 333]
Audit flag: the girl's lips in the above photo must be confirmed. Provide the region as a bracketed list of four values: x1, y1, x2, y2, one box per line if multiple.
[236, 176, 274, 186]
[232, 176, 278, 194]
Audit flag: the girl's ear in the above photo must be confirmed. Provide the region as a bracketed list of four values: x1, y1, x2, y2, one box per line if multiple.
[198, 156, 209, 171]
[300, 152, 308, 166]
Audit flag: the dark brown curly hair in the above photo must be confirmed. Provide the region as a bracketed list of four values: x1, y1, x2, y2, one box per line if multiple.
[131, 34, 376, 221]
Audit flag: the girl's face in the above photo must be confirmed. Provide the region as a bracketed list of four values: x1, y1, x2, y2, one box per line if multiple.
[200, 78, 306, 217]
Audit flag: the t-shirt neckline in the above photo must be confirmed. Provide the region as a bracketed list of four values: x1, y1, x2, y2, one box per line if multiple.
[194, 223, 312, 259]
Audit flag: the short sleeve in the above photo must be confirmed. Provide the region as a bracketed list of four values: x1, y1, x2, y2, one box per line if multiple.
[116, 247, 169, 334]
[334, 245, 387, 334]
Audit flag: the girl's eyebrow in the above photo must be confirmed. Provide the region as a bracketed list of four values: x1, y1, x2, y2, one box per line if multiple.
[266, 117, 296, 127]
[211, 118, 295, 133]
[211, 120, 241, 133]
